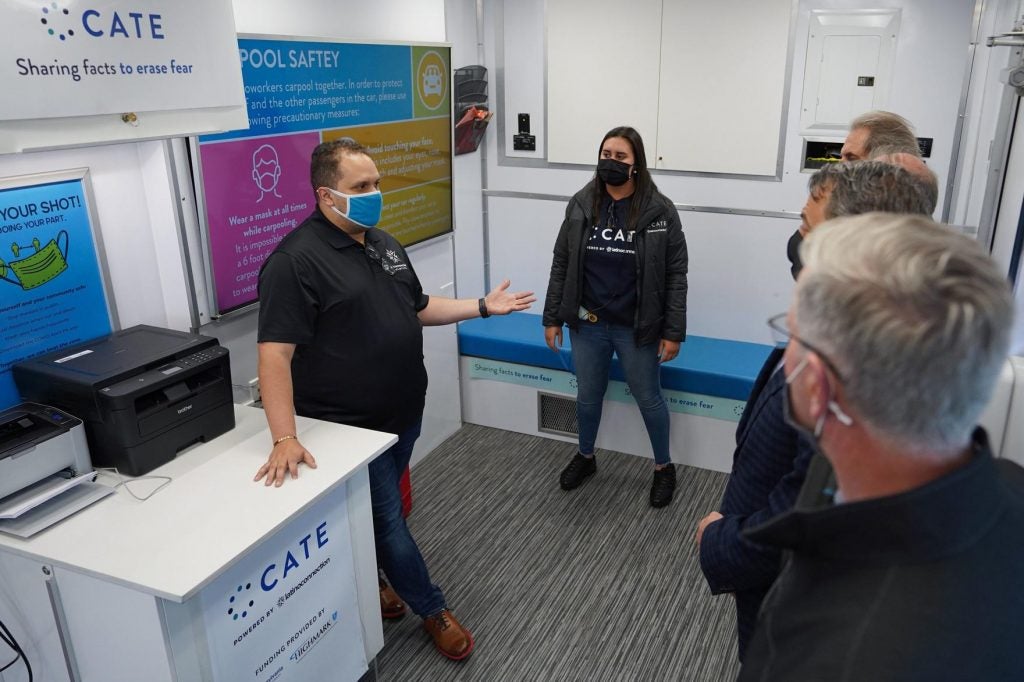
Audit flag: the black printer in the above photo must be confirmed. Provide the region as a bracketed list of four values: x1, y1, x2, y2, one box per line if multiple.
[12, 325, 235, 476]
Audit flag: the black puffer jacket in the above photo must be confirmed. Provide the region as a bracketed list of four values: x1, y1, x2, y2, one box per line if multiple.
[543, 184, 688, 345]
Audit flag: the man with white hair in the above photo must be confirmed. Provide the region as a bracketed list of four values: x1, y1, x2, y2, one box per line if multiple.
[739, 214, 1024, 680]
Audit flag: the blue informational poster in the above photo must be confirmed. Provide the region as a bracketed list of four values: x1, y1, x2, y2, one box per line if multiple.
[0, 175, 115, 409]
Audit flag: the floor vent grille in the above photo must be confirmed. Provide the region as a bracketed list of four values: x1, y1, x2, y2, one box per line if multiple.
[538, 392, 578, 437]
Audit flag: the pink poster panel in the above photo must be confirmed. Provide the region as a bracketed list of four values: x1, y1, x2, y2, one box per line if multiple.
[200, 132, 320, 312]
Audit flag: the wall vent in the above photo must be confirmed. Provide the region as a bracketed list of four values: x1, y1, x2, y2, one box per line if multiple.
[538, 392, 578, 436]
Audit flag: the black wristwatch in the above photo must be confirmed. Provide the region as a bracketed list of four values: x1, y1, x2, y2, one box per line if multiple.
[478, 297, 490, 318]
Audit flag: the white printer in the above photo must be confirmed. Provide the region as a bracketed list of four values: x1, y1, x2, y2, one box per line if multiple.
[0, 403, 91, 497]
[0, 403, 109, 537]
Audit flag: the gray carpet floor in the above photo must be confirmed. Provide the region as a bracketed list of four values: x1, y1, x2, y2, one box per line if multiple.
[375, 424, 741, 681]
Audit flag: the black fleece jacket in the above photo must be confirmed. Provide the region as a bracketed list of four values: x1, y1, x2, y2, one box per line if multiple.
[543, 183, 688, 345]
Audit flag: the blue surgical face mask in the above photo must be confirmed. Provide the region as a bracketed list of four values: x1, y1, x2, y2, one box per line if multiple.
[326, 187, 383, 229]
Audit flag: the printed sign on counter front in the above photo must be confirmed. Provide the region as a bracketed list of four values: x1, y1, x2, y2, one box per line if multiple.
[0, 174, 115, 411]
[1, 1, 244, 121]
[199, 490, 366, 681]
[196, 37, 452, 314]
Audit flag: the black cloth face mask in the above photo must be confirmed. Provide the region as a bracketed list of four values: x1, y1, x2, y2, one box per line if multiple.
[787, 229, 803, 281]
[597, 158, 632, 186]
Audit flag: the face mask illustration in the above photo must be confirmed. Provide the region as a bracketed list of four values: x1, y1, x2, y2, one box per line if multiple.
[0, 230, 70, 291]
[252, 144, 283, 202]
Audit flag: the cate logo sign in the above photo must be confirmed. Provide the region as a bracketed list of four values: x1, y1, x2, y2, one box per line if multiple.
[37, 2, 167, 41]
[260, 521, 329, 593]
[226, 581, 257, 622]
[38, 3, 74, 41]
[223, 521, 329, 623]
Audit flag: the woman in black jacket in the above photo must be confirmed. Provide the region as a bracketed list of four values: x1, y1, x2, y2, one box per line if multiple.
[543, 126, 688, 507]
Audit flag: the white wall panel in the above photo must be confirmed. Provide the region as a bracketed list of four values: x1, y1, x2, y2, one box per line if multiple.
[681, 212, 799, 342]
[410, 236, 463, 466]
[656, 0, 791, 175]
[546, 0, 663, 165]
[485, 196, 566, 304]
[232, 0, 447, 42]
[501, 2, 547, 160]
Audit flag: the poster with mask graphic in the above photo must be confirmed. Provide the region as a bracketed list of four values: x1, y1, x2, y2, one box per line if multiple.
[0, 171, 116, 410]
[194, 36, 452, 315]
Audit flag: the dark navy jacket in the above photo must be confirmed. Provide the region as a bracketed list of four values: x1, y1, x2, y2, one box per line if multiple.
[698, 346, 815, 660]
[740, 431, 1024, 681]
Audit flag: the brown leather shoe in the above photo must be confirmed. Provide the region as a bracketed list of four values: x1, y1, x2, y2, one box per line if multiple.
[423, 609, 474, 660]
[379, 579, 406, 620]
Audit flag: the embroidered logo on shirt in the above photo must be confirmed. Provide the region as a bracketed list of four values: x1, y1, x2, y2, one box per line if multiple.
[646, 218, 668, 234]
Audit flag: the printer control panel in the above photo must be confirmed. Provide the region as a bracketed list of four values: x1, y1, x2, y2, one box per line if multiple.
[101, 345, 230, 399]
[0, 403, 82, 461]
[158, 347, 225, 376]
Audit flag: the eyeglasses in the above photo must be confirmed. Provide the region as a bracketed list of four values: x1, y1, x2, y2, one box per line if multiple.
[767, 313, 846, 383]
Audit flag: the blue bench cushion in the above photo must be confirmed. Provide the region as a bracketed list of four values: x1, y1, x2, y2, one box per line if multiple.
[458, 313, 773, 402]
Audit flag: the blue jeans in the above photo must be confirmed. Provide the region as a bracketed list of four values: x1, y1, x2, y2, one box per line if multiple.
[570, 321, 671, 465]
[368, 420, 446, 617]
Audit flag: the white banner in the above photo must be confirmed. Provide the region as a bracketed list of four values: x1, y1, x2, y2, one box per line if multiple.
[1, 0, 245, 120]
[199, 490, 367, 682]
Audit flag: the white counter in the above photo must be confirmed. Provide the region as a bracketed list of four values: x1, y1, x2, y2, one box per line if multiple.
[0, 405, 395, 602]
[0, 404, 397, 682]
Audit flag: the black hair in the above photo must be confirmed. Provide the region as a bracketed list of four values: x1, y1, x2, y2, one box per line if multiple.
[310, 137, 371, 200]
[591, 126, 659, 231]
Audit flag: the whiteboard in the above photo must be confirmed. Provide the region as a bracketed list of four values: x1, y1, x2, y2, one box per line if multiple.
[546, 0, 793, 176]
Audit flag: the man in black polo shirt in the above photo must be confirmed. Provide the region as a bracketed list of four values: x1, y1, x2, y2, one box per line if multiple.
[255, 138, 534, 661]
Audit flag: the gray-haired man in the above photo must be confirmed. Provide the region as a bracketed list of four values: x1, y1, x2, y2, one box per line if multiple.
[739, 214, 1024, 680]
[841, 110, 921, 161]
[788, 160, 932, 278]
[874, 151, 939, 214]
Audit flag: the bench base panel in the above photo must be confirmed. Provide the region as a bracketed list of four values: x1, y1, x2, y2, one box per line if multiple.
[460, 357, 738, 473]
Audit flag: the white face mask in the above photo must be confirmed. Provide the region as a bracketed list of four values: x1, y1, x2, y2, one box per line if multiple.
[782, 353, 853, 440]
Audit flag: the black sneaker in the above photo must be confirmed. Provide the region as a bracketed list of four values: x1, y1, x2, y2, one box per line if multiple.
[559, 453, 597, 490]
[650, 463, 676, 508]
